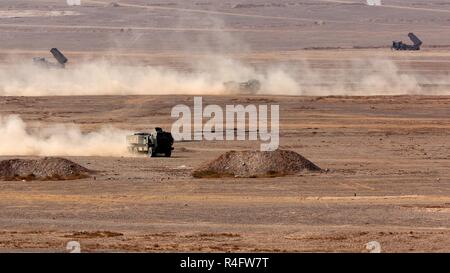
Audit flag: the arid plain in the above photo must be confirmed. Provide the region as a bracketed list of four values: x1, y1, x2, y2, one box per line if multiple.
[0, 0, 449, 252]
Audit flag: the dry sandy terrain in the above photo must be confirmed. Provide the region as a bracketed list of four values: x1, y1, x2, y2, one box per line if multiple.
[0, 95, 449, 253]
[1, 0, 450, 52]
[0, 0, 449, 252]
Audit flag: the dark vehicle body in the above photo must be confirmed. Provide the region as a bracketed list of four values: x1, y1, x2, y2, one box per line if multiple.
[33, 48, 68, 68]
[127, 128, 174, 157]
[392, 33, 422, 51]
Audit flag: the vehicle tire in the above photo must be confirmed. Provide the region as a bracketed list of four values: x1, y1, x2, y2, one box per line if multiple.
[165, 150, 171, 157]
[148, 148, 156, 157]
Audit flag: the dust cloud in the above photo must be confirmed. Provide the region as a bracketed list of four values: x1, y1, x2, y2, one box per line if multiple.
[0, 115, 130, 156]
[0, 56, 298, 96]
[289, 59, 424, 96]
[0, 56, 447, 96]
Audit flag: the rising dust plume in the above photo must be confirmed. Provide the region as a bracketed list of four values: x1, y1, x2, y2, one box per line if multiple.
[1, 56, 448, 96]
[0, 115, 130, 157]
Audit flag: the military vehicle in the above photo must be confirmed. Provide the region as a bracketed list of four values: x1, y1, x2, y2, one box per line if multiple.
[33, 48, 68, 69]
[223, 79, 261, 94]
[392, 33, 422, 51]
[126, 128, 174, 157]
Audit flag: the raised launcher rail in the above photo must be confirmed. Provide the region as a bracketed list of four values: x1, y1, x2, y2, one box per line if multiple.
[50, 48, 68, 68]
[33, 48, 68, 68]
[392, 33, 422, 51]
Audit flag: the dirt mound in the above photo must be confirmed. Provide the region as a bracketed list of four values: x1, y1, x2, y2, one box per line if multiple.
[193, 150, 321, 178]
[0, 157, 93, 181]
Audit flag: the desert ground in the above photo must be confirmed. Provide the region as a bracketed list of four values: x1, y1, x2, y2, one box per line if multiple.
[0, 0, 449, 252]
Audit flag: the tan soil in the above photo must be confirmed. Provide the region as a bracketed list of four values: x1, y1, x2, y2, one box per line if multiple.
[0, 157, 92, 181]
[0, 0, 449, 253]
[193, 149, 321, 178]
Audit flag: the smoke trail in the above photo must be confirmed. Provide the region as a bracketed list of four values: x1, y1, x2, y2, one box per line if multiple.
[0, 115, 130, 156]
